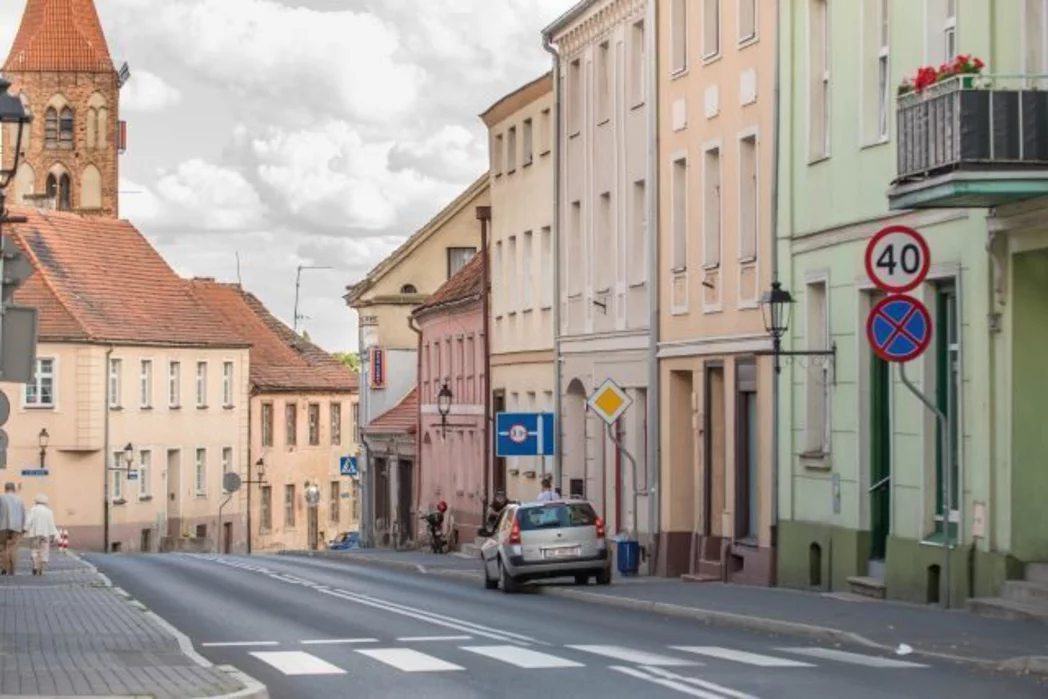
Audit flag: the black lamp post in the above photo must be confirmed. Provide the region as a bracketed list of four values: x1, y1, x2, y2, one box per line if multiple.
[38, 428, 49, 469]
[0, 78, 30, 196]
[437, 382, 453, 438]
[245, 457, 267, 554]
[758, 280, 836, 374]
[122, 442, 134, 469]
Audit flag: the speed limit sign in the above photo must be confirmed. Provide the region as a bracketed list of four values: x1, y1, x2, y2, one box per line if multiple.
[864, 225, 930, 293]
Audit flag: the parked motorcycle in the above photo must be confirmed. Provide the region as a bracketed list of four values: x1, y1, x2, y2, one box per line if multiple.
[421, 501, 449, 554]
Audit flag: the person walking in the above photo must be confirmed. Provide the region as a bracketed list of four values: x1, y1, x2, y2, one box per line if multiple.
[536, 475, 557, 502]
[24, 494, 59, 576]
[0, 483, 26, 576]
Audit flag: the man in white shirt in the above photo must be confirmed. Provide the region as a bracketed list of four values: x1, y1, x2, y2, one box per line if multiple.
[0, 482, 26, 575]
[535, 475, 556, 502]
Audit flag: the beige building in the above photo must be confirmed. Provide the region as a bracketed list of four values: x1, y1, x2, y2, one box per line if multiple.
[192, 280, 360, 553]
[543, 0, 658, 546]
[3, 210, 250, 554]
[480, 73, 555, 501]
[345, 175, 490, 547]
[656, 0, 776, 583]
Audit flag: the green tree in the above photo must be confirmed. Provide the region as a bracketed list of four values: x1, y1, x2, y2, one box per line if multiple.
[334, 351, 360, 371]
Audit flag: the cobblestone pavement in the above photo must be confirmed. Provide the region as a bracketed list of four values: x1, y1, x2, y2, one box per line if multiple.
[0, 549, 253, 698]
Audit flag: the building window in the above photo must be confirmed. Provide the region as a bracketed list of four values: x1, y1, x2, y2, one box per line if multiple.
[671, 0, 688, 73]
[568, 58, 582, 134]
[222, 361, 234, 406]
[447, 247, 476, 278]
[739, 0, 758, 42]
[260, 486, 273, 530]
[140, 360, 152, 408]
[738, 134, 758, 262]
[809, 0, 831, 160]
[597, 193, 614, 294]
[45, 107, 58, 148]
[262, 402, 274, 447]
[330, 402, 342, 445]
[507, 125, 518, 172]
[522, 117, 534, 164]
[112, 465, 123, 502]
[703, 0, 721, 59]
[59, 107, 74, 148]
[286, 402, 298, 446]
[597, 41, 611, 122]
[139, 450, 151, 498]
[671, 157, 688, 272]
[493, 133, 504, 174]
[284, 484, 296, 527]
[352, 402, 359, 444]
[47, 173, 71, 210]
[703, 146, 722, 268]
[169, 361, 180, 407]
[109, 358, 122, 408]
[522, 230, 534, 308]
[308, 402, 320, 445]
[629, 20, 646, 106]
[540, 226, 553, 308]
[25, 358, 55, 407]
[508, 235, 519, 312]
[935, 281, 960, 536]
[629, 181, 647, 287]
[539, 108, 552, 155]
[400, 283, 418, 294]
[863, 0, 891, 144]
[1025, 0, 1048, 82]
[805, 280, 830, 455]
[196, 361, 207, 407]
[568, 201, 583, 296]
[330, 481, 341, 524]
[195, 448, 206, 496]
[494, 241, 503, 314]
[222, 447, 232, 474]
[944, 0, 957, 61]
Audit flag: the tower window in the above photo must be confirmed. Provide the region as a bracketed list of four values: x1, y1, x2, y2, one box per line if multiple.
[47, 173, 71, 210]
[59, 107, 74, 148]
[45, 108, 58, 148]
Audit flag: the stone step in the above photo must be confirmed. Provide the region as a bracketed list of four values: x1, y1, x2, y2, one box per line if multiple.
[696, 559, 725, 581]
[846, 575, 887, 600]
[967, 596, 1048, 624]
[1026, 562, 1048, 584]
[681, 573, 721, 584]
[1001, 580, 1048, 606]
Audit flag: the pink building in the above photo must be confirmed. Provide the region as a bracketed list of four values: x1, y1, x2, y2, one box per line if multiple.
[413, 255, 486, 547]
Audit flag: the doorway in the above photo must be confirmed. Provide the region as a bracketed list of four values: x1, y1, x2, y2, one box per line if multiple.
[735, 361, 759, 542]
[307, 509, 318, 550]
[166, 449, 181, 538]
[703, 364, 726, 537]
[223, 522, 233, 554]
[397, 458, 414, 547]
[493, 391, 506, 495]
[869, 352, 892, 564]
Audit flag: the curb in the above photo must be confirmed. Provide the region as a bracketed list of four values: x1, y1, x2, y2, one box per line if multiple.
[71, 553, 270, 699]
[281, 550, 1048, 680]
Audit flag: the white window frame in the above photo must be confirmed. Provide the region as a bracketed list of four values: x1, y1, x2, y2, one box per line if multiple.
[808, 0, 832, 162]
[222, 361, 233, 406]
[629, 20, 646, 107]
[108, 358, 122, 408]
[195, 448, 207, 496]
[522, 117, 534, 165]
[139, 449, 151, 498]
[1023, 0, 1048, 86]
[196, 361, 207, 407]
[507, 125, 518, 173]
[944, 0, 957, 62]
[804, 274, 832, 456]
[522, 230, 534, 309]
[140, 359, 152, 408]
[701, 140, 723, 270]
[670, 154, 689, 273]
[738, 0, 759, 45]
[508, 235, 519, 313]
[597, 40, 611, 122]
[737, 129, 759, 263]
[168, 361, 180, 407]
[24, 357, 56, 408]
[112, 466, 124, 502]
[671, 0, 689, 74]
[540, 226, 554, 309]
[702, 0, 722, 61]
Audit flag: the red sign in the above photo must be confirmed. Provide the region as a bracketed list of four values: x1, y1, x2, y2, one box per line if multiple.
[864, 225, 931, 294]
[369, 348, 386, 389]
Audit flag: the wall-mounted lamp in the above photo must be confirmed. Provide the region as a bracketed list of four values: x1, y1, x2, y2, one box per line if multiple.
[437, 382, 453, 438]
[37, 428, 49, 469]
[758, 280, 836, 374]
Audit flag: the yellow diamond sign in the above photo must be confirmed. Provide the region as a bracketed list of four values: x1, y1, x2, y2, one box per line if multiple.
[587, 378, 633, 425]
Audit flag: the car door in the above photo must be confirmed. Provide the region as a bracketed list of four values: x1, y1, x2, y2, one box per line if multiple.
[481, 507, 510, 576]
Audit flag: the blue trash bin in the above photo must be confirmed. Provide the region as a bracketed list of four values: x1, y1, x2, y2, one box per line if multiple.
[616, 537, 640, 575]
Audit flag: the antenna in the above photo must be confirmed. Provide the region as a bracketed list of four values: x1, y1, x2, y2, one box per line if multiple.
[235, 252, 243, 286]
[293, 265, 333, 332]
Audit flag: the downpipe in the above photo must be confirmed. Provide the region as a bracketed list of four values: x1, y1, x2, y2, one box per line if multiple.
[542, 33, 564, 493]
[644, 0, 661, 574]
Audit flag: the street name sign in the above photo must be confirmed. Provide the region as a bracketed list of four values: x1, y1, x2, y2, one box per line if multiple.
[865, 225, 931, 293]
[866, 294, 933, 363]
[495, 412, 555, 457]
[20, 469, 48, 477]
[587, 378, 633, 425]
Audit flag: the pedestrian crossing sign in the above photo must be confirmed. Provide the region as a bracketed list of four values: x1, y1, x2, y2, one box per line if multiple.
[586, 378, 632, 425]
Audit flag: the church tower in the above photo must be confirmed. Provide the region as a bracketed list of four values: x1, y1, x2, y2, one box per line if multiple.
[1, 0, 125, 217]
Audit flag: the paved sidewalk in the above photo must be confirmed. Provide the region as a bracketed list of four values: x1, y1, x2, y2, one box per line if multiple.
[282, 547, 1048, 677]
[0, 549, 265, 698]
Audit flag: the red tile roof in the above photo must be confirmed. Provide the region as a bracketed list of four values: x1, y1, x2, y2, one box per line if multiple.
[412, 253, 484, 317]
[189, 279, 359, 394]
[4, 0, 114, 73]
[8, 208, 247, 348]
[363, 387, 417, 435]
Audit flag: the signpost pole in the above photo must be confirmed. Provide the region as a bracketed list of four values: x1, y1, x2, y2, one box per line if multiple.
[898, 362, 952, 608]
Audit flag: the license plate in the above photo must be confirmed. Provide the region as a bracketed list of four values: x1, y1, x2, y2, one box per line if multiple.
[543, 546, 580, 560]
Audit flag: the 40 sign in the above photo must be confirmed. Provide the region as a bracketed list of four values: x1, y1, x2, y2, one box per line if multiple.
[864, 225, 931, 294]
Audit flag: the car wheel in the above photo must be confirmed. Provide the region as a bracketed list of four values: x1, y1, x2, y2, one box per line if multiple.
[574, 574, 589, 585]
[483, 559, 498, 590]
[499, 557, 519, 594]
[595, 566, 612, 586]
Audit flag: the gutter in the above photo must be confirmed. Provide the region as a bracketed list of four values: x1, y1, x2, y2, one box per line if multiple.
[407, 314, 423, 540]
[102, 345, 114, 554]
[644, 0, 661, 574]
[770, 0, 783, 575]
[477, 206, 493, 512]
[542, 31, 564, 491]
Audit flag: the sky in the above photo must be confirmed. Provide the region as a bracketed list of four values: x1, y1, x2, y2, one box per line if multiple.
[0, 0, 576, 353]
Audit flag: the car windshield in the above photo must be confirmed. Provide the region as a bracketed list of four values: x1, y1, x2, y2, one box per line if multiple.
[517, 502, 598, 530]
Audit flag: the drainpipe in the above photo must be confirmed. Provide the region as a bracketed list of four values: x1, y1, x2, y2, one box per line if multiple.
[644, 0, 661, 575]
[542, 33, 563, 493]
[769, 0, 784, 579]
[408, 314, 423, 537]
[477, 205, 493, 514]
[102, 345, 114, 554]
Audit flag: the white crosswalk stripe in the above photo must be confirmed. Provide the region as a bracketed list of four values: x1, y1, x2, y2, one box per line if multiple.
[250, 651, 346, 675]
[462, 645, 585, 668]
[566, 645, 698, 666]
[777, 647, 929, 668]
[671, 646, 815, 667]
[357, 647, 465, 672]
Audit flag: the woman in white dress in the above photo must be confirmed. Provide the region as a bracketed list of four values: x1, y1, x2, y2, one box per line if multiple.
[24, 494, 60, 576]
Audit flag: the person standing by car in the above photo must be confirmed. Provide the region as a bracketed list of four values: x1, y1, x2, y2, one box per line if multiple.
[23, 494, 59, 576]
[0, 482, 26, 575]
[485, 490, 509, 532]
[536, 475, 556, 502]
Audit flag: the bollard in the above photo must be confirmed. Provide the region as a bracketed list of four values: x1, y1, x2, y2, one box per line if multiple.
[59, 529, 69, 553]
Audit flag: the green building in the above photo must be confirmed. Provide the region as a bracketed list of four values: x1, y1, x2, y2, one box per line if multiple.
[775, 0, 1048, 611]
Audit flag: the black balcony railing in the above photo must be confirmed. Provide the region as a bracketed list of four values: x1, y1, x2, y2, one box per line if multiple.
[895, 75, 1048, 184]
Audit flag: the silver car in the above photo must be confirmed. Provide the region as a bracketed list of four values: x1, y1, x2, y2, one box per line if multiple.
[480, 499, 612, 593]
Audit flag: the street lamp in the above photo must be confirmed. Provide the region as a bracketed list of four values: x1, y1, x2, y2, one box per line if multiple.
[245, 458, 268, 555]
[0, 77, 31, 196]
[38, 428, 49, 469]
[437, 382, 453, 438]
[758, 280, 836, 374]
[122, 442, 134, 469]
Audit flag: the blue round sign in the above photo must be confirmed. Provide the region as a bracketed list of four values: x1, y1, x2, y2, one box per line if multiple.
[866, 294, 933, 363]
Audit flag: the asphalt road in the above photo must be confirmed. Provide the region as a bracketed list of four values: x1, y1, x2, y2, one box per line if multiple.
[89, 553, 1047, 699]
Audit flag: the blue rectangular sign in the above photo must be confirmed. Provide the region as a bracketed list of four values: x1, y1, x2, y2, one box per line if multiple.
[340, 455, 358, 477]
[20, 469, 48, 477]
[496, 412, 556, 457]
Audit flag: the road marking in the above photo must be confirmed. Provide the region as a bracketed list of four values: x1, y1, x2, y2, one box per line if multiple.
[777, 647, 929, 668]
[462, 645, 584, 669]
[357, 647, 464, 673]
[250, 651, 347, 675]
[396, 635, 472, 642]
[566, 645, 697, 667]
[610, 666, 734, 698]
[201, 641, 279, 647]
[640, 666, 761, 699]
[301, 638, 378, 645]
[671, 646, 815, 667]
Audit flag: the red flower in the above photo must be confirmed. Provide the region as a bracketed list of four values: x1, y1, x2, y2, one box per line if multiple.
[974, 57, 985, 69]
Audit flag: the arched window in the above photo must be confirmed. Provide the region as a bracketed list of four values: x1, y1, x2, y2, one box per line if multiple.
[58, 173, 71, 210]
[59, 107, 74, 148]
[45, 173, 57, 198]
[400, 284, 418, 294]
[44, 107, 58, 148]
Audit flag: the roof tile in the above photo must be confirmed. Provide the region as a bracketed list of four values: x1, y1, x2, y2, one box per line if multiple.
[363, 387, 417, 435]
[412, 253, 484, 316]
[4, 0, 114, 73]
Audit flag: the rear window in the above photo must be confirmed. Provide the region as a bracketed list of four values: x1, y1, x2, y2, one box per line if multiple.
[517, 502, 598, 530]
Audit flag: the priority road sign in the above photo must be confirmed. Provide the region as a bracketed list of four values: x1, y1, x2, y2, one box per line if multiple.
[865, 225, 931, 293]
[866, 294, 933, 363]
[495, 412, 555, 457]
[587, 378, 633, 425]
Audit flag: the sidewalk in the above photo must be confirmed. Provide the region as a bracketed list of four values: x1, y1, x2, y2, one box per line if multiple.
[282, 547, 1048, 677]
[0, 549, 266, 699]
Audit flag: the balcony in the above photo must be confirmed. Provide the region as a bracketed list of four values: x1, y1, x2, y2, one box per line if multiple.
[888, 75, 1048, 211]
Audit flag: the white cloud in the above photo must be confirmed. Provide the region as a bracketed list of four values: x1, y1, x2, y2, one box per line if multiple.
[121, 68, 182, 112]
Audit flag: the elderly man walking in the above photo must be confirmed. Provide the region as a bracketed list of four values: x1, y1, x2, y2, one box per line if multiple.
[0, 482, 26, 575]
